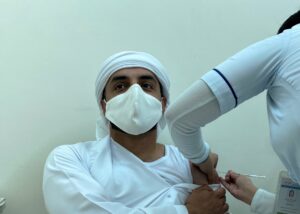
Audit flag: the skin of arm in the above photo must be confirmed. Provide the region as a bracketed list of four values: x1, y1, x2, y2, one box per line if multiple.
[190, 162, 209, 185]
[187, 163, 229, 214]
[190, 152, 219, 185]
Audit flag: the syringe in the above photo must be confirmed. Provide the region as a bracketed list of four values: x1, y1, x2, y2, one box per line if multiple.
[217, 170, 266, 179]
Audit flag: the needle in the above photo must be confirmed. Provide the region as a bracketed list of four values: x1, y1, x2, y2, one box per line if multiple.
[217, 170, 266, 179]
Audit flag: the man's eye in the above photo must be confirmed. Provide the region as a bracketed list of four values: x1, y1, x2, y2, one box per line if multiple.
[114, 83, 126, 91]
[141, 83, 153, 90]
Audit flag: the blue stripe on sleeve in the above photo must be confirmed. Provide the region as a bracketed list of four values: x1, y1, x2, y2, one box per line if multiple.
[213, 68, 238, 107]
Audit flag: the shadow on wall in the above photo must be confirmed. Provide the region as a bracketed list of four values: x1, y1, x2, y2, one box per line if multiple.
[1, 124, 96, 214]
[1, 151, 48, 214]
[0, 197, 6, 213]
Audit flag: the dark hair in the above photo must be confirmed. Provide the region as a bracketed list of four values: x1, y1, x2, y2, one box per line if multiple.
[278, 10, 300, 34]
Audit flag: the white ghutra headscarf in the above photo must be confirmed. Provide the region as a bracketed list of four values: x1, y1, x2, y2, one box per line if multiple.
[95, 51, 170, 140]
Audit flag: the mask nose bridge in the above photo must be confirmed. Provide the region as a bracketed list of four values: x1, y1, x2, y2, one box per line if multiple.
[130, 83, 163, 103]
[129, 83, 144, 97]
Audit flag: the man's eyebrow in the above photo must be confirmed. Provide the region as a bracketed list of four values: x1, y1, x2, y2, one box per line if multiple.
[109, 74, 159, 83]
[110, 75, 128, 83]
[139, 75, 158, 82]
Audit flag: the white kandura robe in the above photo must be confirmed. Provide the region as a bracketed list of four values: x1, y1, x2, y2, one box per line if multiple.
[43, 136, 201, 214]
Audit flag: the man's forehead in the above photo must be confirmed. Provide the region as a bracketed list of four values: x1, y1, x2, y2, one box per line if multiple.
[107, 68, 159, 83]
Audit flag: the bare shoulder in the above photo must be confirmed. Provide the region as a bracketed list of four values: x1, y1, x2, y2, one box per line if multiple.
[190, 162, 209, 185]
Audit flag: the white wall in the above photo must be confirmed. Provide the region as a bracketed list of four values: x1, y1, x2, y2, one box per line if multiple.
[0, 1, 299, 213]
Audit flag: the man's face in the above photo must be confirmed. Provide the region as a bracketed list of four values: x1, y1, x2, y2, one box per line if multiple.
[101, 68, 166, 113]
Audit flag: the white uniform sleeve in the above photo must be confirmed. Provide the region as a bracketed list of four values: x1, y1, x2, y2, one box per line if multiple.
[43, 146, 188, 214]
[202, 34, 285, 114]
[250, 189, 275, 214]
[165, 80, 220, 163]
[166, 34, 285, 164]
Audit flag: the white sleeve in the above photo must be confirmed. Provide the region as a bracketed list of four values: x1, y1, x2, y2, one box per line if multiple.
[165, 80, 220, 164]
[166, 34, 286, 164]
[202, 34, 285, 114]
[43, 146, 188, 214]
[250, 189, 275, 214]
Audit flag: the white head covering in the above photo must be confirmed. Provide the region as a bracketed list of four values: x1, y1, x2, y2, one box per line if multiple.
[95, 51, 170, 140]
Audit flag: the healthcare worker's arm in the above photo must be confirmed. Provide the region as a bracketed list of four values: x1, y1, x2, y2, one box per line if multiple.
[43, 146, 188, 214]
[165, 33, 286, 181]
[221, 170, 275, 214]
[165, 80, 221, 183]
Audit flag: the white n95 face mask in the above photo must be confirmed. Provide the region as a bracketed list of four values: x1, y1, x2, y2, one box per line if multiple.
[104, 84, 163, 135]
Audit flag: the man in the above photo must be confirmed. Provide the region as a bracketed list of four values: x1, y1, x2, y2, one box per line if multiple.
[43, 51, 228, 214]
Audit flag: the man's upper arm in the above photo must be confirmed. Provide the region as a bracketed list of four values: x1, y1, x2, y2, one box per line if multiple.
[190, 162, 208, 185]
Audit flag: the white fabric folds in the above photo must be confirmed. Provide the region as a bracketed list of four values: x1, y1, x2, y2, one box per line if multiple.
[250, 189, 275, 214]
[43, 136, 194, 214]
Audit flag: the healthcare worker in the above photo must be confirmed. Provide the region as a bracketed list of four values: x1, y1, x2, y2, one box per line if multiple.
[165, 10, 300, 214]
[43, 51, 228, 214]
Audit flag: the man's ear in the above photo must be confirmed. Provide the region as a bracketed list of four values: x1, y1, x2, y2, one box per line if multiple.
[100, 100, 106, 114]
[161, 96, 167, 113]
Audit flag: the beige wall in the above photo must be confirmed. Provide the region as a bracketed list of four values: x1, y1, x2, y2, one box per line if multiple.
[0, 1, 298, 213]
